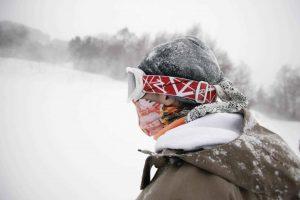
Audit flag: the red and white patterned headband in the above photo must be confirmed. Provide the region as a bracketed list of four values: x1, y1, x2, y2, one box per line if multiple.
[126, 67, 217, 104]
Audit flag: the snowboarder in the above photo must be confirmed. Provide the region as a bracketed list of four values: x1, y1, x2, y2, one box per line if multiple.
[127, 36, 300, 200]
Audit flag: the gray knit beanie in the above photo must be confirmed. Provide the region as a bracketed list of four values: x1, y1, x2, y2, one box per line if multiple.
[138, 36, 222, 84]
[137, 36, 248, 122]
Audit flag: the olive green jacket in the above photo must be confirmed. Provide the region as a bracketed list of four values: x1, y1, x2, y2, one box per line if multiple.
[136, 110, 300, 200]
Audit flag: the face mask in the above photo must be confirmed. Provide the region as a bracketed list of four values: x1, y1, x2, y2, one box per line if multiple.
[133, 99, 184, 137]
[133, 99, 164, 136]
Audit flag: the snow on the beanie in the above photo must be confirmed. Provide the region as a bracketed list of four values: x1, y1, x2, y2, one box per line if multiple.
[155, 113, 243, 152]
[138, 36, 222, 84]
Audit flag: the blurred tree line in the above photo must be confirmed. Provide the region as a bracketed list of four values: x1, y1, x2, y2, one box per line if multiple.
[255, 65, 300, 120]
[1, 20, 299, 120]
[0, 21, 68, 62]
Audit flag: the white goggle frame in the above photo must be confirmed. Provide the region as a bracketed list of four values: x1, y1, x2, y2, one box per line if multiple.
[126, 67, 146, 102]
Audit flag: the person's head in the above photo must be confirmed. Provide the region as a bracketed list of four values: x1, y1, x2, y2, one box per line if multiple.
[127, 36, 248, 138]
[138, 36, 222, 104]
[128, 36, 221, 104]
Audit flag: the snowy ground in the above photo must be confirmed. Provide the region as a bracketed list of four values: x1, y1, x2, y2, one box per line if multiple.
[0, 58, 299, 200]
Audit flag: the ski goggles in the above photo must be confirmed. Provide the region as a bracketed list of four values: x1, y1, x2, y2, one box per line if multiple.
[126, 67, 217, 103]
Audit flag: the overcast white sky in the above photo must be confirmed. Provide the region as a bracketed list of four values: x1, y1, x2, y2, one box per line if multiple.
[0, 0, 299, 86]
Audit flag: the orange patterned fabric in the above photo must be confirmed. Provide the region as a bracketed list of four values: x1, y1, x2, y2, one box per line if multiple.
[153, 117, 186, 140]
[133, 99, 164, 136]
[134, 99, 187, 138]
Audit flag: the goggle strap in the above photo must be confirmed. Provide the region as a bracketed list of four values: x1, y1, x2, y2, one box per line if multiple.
[142, 75, 217, 104]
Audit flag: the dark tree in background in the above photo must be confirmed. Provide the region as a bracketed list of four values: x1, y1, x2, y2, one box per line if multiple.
[227, 62, 255, 105]
[69, 28, 152, 78]
[271, 66, 300, 119]
[0, 21, 68, 62]
[254, 65, 300, 120]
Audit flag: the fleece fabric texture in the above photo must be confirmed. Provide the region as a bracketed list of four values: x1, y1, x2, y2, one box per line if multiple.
[155, 113, 243, 152]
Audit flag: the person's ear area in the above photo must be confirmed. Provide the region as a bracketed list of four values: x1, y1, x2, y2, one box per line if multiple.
[159, 95, 180, 106]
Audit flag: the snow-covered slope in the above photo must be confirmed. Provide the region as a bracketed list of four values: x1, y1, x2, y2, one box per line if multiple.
[0, 58, 299, 200]
[0, 58, 153, 200]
